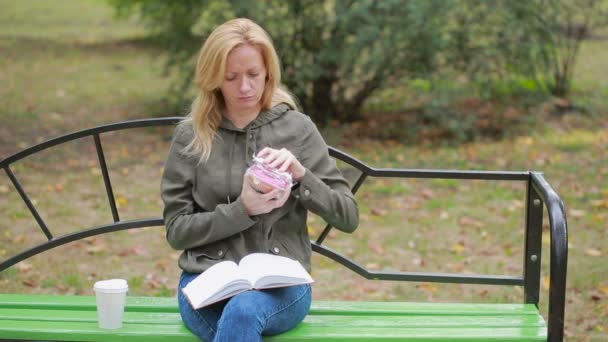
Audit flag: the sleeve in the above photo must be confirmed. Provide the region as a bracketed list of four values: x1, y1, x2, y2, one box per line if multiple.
[160, 126, 257, 251]
[294, 117, 359, 233]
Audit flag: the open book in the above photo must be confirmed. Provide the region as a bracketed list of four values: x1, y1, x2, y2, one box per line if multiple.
[182, 253, 314, 309]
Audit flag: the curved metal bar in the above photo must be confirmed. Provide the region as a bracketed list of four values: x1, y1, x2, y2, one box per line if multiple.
[531, 173, 568, 342]
[0, 117, 182, 167]
[311, 242, 523, 286]
[0, 218, 164, 273]
[328, 146, 529, 181]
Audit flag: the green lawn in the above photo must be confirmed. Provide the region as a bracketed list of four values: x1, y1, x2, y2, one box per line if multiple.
[0, 1, 607, 341]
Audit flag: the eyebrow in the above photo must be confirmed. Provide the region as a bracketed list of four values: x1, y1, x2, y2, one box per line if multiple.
[225, 67, 262, 74]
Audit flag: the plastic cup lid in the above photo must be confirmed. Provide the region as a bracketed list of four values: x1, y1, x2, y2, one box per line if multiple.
[94, 278, 128, 293]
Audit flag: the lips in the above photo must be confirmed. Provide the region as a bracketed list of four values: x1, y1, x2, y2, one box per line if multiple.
[238, 96, 255, 101]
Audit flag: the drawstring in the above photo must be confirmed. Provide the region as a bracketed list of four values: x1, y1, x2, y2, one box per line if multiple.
[226, 132, 236, 204]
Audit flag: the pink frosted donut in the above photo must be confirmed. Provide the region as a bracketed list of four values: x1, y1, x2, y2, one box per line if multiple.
[246, 157, 293, 193]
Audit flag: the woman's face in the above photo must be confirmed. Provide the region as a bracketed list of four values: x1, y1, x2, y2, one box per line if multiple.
[220, 43, 267, 115]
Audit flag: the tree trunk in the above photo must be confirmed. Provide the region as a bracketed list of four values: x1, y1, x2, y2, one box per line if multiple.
[308, 76, 337, 125]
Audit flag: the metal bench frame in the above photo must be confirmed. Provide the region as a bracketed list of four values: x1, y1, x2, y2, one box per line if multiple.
[0, 117, 568, 341]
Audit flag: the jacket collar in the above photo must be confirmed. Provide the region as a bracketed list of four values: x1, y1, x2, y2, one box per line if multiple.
[219, 103, 291, 132]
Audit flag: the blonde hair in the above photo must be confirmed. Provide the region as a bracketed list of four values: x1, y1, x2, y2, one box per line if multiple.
[180, 18, 297, 163]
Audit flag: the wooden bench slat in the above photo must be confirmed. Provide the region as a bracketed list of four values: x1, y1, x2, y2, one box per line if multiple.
[0, 294, 541, 315]
[0, 294, 177, 312]
[270, 326, 548, 341]
[0, 308, 545, 328]
[0, 319, 196, 342]
[0, 319, 547, 341]
[309, 301, 542, 316]
[0, 308, 182, 324]
[0, 294, 547, 341]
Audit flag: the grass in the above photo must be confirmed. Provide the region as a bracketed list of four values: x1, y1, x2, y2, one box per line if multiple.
[1, 1, 607, 341]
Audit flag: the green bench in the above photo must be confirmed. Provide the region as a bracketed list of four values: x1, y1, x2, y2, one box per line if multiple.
[0, 118, 568, 341]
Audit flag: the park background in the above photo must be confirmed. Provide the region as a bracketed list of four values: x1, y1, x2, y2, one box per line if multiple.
[0, 1, 606, 340]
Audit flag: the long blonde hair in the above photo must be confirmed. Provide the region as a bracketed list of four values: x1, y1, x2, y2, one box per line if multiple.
[180, 18, 297, 163]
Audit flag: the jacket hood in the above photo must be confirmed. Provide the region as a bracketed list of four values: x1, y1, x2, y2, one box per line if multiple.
[219, 103, 292, 132]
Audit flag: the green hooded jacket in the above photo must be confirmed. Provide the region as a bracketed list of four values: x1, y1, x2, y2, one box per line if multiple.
[161, 103, 359, 273]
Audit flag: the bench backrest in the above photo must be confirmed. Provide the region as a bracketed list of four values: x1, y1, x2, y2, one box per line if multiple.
[0, 117, 568, 341]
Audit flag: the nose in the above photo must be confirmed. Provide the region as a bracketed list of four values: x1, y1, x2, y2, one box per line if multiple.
[239, 76, 252, 93]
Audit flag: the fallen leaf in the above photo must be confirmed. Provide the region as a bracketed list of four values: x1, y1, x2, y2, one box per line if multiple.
[585, 248, 602, 257]
[86, 244, 106, 255]
[458, 216, 484, 228]
[22, 278, 38, 287]
[307, 226, 316, 234]
[569, 209, 586, 218]
[451, 243, 465, 254]
[119, 246, 148, 257]
[12, 234, 27, 244]
[370, 208, 387, 216]
[15, 261, 32, 273]
[417, 283, 438, 293]
[420, 188, 435, 199]
[116, 196, 128, 207]
[368, 242, 385, 255]
[590, 292, 603, 301]
[542, 276, 550, 291]
[365, 262, 380, 270]
[156, 259, 172, 272]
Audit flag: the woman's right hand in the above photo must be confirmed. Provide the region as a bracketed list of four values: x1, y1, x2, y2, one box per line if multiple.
[240, 174, 291, 216]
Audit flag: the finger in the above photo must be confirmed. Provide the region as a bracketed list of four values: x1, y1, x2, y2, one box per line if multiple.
[262, 188, 282, 200]
[273, 189, 291, 207]
[277, 155, 294, 172]
[268, 152, 288, 169]
[261, 149, 280, 164]
[256, 147, 273, 158]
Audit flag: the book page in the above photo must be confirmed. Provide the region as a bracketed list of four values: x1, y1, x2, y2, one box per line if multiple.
[182, 261, 250, 309]
[238, 253, 313, 289]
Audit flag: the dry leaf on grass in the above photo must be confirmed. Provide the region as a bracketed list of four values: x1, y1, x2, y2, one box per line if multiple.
[542, 276, 550, 291]
[22, 278, 38, 287]
[451, 242, 465, 254]
[368, 242, 385, 255]
[15, 261, 32, 273]
[458, 216, 484, 228]
[417, 283, 438, 293]
[420, 188, 435, 199]
[569, 209, 586, 218]
[370, 208, 387, 216]
[585, 248, 602, 257]
[86, 244, 106, 255]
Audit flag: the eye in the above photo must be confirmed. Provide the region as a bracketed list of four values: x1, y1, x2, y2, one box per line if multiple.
[248, 72, 259, 78]
[225, 74, 236, 81]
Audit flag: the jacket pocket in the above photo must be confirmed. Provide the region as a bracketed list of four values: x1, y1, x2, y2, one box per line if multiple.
[187, 243, 228, 263]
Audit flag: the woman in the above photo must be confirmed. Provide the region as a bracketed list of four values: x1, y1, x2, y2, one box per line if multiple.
[161, 18, 359, 341]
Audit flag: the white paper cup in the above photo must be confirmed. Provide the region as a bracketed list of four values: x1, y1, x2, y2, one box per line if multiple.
[94, 279, 128, 329]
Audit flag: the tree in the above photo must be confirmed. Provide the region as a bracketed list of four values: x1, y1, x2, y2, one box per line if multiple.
[519, 0, 608, 98]
[110, 0, 450, 124]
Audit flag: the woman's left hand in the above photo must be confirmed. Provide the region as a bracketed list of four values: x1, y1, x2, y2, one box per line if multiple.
[257, 147, 306, 181]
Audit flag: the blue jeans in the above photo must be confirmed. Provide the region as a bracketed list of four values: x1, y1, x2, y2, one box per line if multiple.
[178, 271, 312, 342]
